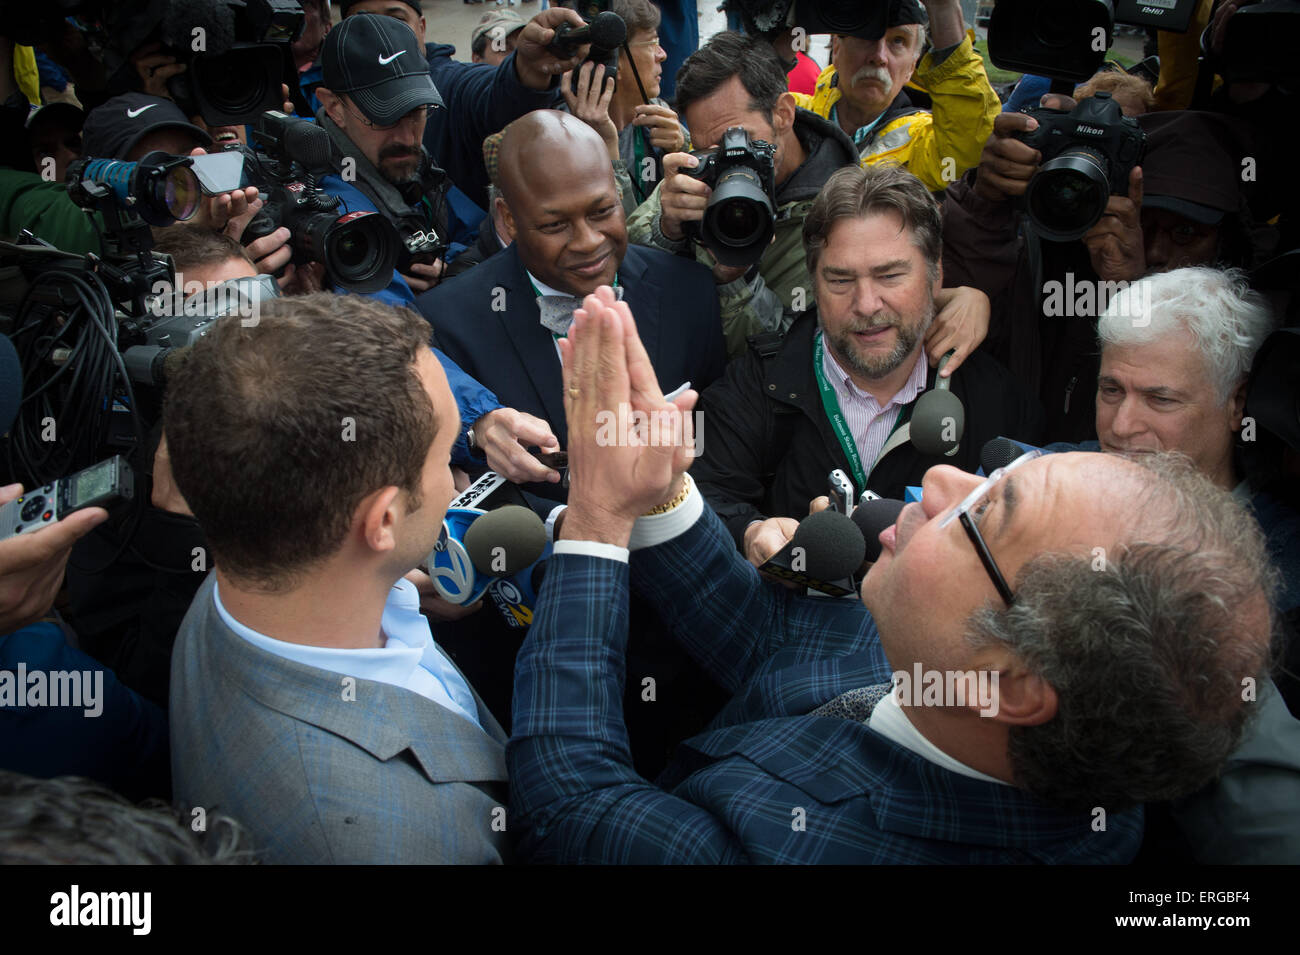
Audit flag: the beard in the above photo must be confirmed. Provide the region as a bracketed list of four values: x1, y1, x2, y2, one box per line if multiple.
[822, 295, 935, 381]
[378, 145, 422, 185]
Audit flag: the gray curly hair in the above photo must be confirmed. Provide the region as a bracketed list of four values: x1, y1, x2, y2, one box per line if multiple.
[965, 452, 1277, 811]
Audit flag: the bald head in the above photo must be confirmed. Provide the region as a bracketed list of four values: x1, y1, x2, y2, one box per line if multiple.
[494, 110, 627, 297]
[497, 110, 616, 207]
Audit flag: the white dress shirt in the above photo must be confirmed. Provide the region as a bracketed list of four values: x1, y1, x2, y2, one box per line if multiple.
[213, 577, 481, 728]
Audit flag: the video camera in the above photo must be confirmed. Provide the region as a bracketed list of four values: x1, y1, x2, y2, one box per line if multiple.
[987, 0, 1199, 84]
[165, 0, 305, 127]
[240, 111, 401, 294]
[1012, 92, 1146, 242]
[685, 127, 778, 269]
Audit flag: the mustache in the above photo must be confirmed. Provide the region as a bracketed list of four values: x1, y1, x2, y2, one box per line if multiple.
[379, 145, 420, 162]
[851, 65, 893, 86]
[846, 313, 899, 333]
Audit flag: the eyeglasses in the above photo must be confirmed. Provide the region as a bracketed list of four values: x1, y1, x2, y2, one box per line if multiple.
[344, 100, 429, 131]
[938, 449, 1043, 606]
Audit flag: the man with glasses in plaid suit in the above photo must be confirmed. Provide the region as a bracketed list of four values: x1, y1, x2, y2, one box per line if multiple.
[506, 285, 1278, 864]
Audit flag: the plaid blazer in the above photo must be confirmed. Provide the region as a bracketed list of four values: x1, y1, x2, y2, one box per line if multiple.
[170, 575, 511, 864]
[508, 504, 1143, 864]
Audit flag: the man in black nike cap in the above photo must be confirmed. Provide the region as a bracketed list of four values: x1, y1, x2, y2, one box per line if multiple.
[339, 0, 587, 212]
[81, 93, 212, 162]
[315, 12, 455, 298]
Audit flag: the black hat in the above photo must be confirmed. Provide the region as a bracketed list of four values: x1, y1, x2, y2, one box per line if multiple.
[322, 13, 443, 127]
[1139, 111, 1249, 226]
[340, 0, 422, 15]
[81, 93, 212, 161]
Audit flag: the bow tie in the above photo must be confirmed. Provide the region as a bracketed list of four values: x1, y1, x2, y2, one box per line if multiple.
[537, 285, 624, 337]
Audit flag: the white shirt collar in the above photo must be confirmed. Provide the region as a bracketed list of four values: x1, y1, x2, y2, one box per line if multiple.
[868, 691, 1010, 785]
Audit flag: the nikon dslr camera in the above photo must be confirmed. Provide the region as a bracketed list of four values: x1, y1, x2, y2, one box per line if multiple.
[685, 127, 778, 269]
[1012, 91, 1146, 242]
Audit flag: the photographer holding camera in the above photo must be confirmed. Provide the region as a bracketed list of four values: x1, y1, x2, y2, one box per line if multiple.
[626, 31, 859, 352]
[942, 104, 1261, 442]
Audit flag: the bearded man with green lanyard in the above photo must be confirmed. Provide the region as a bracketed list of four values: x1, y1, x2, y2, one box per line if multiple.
[691, 164, 1046, 567]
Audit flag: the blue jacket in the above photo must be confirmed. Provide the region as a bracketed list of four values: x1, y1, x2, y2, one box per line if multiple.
[508, 502, 1144, 863]
[1, 622, 170, 801]
[316, 173, 501, 466]
[423, 44, 564, 211]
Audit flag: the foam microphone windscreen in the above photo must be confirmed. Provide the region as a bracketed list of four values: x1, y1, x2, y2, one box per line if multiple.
[851, 497, 906, 563]
[980, 436, 1023, 475]
[463, 505, 547, 577]
[0, 334, 21, 436]
[790, 509, 866, 581]
[589, 11, 629, 49]
[910, 389, 965, 456]
[283, 119, 336, 172]
[162, 0, 237, 56]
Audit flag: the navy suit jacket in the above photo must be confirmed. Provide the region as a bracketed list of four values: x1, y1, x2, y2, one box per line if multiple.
[508, 500, 1145, 864]
[415, 243, 727, 485]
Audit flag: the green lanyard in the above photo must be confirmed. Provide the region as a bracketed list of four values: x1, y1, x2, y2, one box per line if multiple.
[528, 273, 621, 340]
[812, 331, 906, 490]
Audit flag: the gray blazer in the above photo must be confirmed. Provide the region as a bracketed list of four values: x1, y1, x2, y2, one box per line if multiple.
[170, 575, 510, 864]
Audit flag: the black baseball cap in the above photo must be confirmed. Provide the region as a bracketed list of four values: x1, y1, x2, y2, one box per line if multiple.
[340, 0, 422, 16]
[1139, 111, 1248, 226]
[81, 94, 212, 161]
[322, 13, 443, 127]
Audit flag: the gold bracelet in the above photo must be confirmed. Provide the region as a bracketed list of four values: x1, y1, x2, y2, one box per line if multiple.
[642, 474, 692, 516]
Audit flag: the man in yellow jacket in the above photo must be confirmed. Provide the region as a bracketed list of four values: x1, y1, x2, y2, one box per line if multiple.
[792, 0, 999, 194]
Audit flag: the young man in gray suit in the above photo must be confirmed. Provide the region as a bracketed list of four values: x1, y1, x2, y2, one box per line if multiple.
[164, 292, 509, 864]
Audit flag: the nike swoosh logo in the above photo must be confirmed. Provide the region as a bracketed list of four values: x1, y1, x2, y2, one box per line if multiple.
[378, 51, 403, 65]
[126, 104, 157, 118]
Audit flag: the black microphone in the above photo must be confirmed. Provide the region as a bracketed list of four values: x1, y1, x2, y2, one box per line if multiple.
[910, 388, 965, 456]
[850, 497, 907, 564]
[979, 436, 1047, 475]
[462, 505, 547, 578]
[759, 509, 865, 596]
[549, 11, 628, 58]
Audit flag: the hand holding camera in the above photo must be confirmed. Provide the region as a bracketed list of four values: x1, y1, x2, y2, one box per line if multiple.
[1008, 91, 1146, 243]
[660, 127, 778, 272]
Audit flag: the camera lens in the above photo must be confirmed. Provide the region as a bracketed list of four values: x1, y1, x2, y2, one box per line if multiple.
[701, 166, 775, 268]
[1025, 147, 1110, 242]
[300, 211, 399, 294]
[190, 45, 282, 127]
[156, 165, 201, 223]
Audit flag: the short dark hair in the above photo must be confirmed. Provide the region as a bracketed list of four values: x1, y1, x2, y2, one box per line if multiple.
[674, 31, 788, 125]
[152, 227, 253, 274]
[0, 771, 252, 864]
[164, 292, 439, 590]
[612, 0, 661, 38]
[803, 164, 943, 281]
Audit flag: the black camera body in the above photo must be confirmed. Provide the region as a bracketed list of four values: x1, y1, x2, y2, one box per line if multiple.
[167, 0, 305, 127]
[395, 228, 448, 275]
[1012, 92, 1145, 242]
[685, 127, 778, 269]
[241, 111, 400, 294]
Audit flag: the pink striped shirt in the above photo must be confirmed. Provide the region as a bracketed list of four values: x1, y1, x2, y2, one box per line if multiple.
[821, 341, 929, 476]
